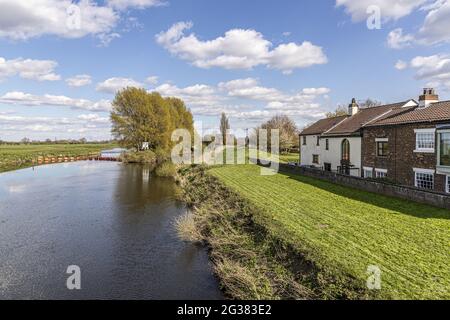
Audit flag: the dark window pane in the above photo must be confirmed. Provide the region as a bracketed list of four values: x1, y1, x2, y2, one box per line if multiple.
[440, 133, 450, 166]
[377, 142, 389, 157]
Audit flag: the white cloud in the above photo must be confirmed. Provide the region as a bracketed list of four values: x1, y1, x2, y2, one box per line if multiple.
[146, 76, 159, 85]
[218, 78, 329, 107]
[418, 0, 450, 44]
[0, 0, 118, 40]
[66, 74, 92, 87]
[77, 113, 109, 123]
[155, 83, 222, 108]
[387, 28, 415, 49]
[106, 0, 165, 10]
[154, 77, 330, 126]
[336, 0, 428, 22]
[302, 87, 331, 95]
[0, 91, 111, 111]
[96, 77, 144, 93]
[382, 1, 450, 48]
[395, 60, 408, 70]
[0, 113, 111, 140]
[218, 78, 284, 101]
[97, 32, 121, 47]
[401, 54, 450, 89]
[156, 22, 328, 74]
[0, 57, 60, 81]
[268, 42, 328, 74]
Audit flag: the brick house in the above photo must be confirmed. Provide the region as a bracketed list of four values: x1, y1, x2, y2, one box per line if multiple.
[362, 89, 450, 193]
[300, 98, 417, 176]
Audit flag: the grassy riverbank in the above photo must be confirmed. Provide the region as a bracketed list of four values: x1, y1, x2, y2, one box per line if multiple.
[177, 165, 376, 300]
[209, 165, 450, 299]
[179, 164, 450, 300]
[0, 143, 117, 173]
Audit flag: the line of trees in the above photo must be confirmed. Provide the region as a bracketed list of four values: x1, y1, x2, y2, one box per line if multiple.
[255, 115, 299, 153]
[326, 98, 382, 118]
[110, 87, 194, 151]
[218, 112, 300, 154]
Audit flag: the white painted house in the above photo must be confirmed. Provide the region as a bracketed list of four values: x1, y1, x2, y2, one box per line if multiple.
[300, 98, 418, 177]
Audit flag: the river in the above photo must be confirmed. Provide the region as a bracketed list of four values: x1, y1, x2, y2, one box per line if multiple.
[0, 161, 223, 300]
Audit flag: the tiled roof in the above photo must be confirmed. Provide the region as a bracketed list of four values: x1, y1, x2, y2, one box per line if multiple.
[323, 101, 411, 136]
[300, 115, 348, 135]
[366, 100, 450, 126]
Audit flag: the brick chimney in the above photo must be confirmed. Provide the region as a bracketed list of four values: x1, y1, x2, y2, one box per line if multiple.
[419, 88, 439, 108]
[348, 98, 359, 116]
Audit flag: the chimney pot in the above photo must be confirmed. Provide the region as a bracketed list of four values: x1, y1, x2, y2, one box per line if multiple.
[419, 88, 439, 108]
[348, 98, 359, 116]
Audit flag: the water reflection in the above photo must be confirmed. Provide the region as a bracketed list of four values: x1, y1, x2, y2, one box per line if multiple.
[0, 162, 222, 300]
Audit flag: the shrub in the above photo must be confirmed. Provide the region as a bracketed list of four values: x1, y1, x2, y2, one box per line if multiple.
[155, 161, 177, 177]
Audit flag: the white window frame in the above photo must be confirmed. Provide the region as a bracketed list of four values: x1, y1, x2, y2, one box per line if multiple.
[414, 128, 436, 153]
[363, 167, 373, 178]
[413, 168, 435, 190]
[375, 168, 388, 179]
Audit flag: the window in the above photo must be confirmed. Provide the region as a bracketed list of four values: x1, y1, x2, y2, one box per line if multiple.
[439, 132, 450, 166]
[447, 176, 450, 193]
[341, 139, 350, 162]
[415, 129, 435, 152]
[375, 169, 387, 179]
[325, 139, 329, 151]
[313, 155, 319, 164]
[414, 169, 434, 190]
[317, 136, 320, 146]
[324, 163, 331, 172]
[302, 136, 306, 145]
[364, 167, 373, 178]
[377, 141, 389, 157]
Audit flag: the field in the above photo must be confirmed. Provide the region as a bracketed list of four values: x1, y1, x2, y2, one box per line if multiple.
[0, 143, 117, 173]
[209, 164, 450, 299]
[258, 151, 299, 164]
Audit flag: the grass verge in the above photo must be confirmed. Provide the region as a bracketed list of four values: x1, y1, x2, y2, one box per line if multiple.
[208, 164, 450, 300]
[176, 165, 376, 300]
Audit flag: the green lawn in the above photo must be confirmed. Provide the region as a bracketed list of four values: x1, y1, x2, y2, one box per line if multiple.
[0, 143, 117, 173]
[209, 164, 450, 299]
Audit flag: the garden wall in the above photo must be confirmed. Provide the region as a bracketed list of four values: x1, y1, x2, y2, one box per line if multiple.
[277, 163, 450, 210]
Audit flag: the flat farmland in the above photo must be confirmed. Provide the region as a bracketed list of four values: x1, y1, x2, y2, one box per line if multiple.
[0, 143, 117, 173]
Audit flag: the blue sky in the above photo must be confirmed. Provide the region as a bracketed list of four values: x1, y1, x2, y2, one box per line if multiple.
[1, 0, 450, 141]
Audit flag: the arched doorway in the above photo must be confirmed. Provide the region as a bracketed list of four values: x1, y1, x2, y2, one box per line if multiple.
[341, 139, 350, 175]
[341, 139, 350, 163]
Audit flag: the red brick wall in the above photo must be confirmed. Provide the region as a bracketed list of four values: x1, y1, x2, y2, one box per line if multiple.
[362, 124, 447, 193]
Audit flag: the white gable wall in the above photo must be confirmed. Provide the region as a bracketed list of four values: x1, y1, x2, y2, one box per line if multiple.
[300, 135, 322, 168]
[321, 136, 362, 177]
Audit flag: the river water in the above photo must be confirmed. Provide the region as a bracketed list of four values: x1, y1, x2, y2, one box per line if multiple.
[0, 161, 223, 300]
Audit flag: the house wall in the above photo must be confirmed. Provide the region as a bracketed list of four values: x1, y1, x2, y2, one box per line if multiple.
[300, 135, 321, 168]
[362, 123, 447, 193]
[321, 136, 362, 177]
